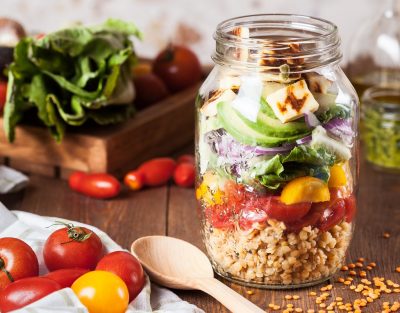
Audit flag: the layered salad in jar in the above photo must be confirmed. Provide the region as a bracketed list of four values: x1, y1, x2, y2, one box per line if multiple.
[196, 42, 357, 287]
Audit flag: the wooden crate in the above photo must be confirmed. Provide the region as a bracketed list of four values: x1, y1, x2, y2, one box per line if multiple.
[0, 83, 199, 179]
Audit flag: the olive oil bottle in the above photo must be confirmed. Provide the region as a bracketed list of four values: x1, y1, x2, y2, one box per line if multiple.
[347, 0, 400, 98]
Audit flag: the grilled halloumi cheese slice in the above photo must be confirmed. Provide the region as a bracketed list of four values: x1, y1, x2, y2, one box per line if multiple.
[266, 79, 319, 123]
[200, 89, 237, 117]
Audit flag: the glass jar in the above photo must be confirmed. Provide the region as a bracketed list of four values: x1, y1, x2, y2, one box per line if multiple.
[362, 86, 400, 172]
[195, 14, 359, 289]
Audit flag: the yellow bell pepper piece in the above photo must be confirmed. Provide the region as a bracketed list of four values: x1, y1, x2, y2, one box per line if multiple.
[196, 172, 225, 206]
[328, 163, 348, 188]
[281, 176, 330, 205]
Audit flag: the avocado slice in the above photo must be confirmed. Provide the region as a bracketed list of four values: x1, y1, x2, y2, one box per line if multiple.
[217, 101, 308, 147]
[242, 98, 311, 137]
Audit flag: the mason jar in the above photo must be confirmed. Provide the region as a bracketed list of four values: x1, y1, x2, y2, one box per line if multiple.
[195, 14, 359, 288]
[362, 86, 400, 172]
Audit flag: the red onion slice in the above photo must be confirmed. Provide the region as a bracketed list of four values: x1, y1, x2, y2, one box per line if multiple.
[304, 111, 321, 128]
[296, 135, 312, 145]
[254, 144, 295, 155]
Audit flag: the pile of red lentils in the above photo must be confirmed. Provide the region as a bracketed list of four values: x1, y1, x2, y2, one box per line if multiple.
[246, 256, 400, 313]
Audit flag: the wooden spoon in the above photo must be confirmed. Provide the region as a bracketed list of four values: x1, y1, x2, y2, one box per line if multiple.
[131, 235, 264, 313]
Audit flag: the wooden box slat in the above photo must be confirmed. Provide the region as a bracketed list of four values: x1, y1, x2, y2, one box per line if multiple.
[0, 83, 199, 178]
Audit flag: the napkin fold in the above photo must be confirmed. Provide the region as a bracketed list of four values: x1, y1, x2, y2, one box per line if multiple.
[0, 202, 204, 313]
[0, 165, 29, 194]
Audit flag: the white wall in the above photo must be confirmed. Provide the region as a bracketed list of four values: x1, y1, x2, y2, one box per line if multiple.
[2, 0, 386, 65]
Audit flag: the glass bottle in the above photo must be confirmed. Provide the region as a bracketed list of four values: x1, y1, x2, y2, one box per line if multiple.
[347, 0, 400, 96]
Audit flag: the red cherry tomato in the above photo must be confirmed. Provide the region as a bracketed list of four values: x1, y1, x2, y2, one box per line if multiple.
[133, 73, 169, 110]
[138, 157, 176, 187]
[0, 237, 39, 290]
[173, 163, 195, 188]
[43, 223, 104, 271]
[153, 44, 202, 92]
[0, 81, 7, 112]
[285, 208, 323, 233]
[204, 204, 234, 229]
[0, 277, 61, 312]
[70, 172, 121, 199]
[177, 154, 195, 165]
[264, 197, 312, 223]
[124, 170, 145, 191]
[68, 171, 85, 191]
[96, 251, 145, 302]
[44, 268, 89, 288]
[344, 195, 357, 223]
[238, 207, 268, 230]
[315, 198, 346, 232]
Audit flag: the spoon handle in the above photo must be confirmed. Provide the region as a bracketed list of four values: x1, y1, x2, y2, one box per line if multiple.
[195, 277, 265, 313]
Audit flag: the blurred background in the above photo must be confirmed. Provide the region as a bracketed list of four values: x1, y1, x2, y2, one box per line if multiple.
[1, 0, 389, 65]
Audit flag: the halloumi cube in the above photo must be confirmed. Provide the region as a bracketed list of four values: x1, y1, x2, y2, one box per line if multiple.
[266, 79, 319, 123]
[200, 89, 237, 117]
[305, 72, 332, 94]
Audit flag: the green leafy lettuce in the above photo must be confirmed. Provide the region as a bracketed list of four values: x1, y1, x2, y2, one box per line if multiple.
[4, 19, 142, 142]
[250, 145, 336, 190]
[317, 103, 351, 124]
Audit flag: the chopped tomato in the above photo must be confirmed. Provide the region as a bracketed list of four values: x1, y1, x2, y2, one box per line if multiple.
[344, 195, 357, 222]
[223, 181, 247, 204]
[204, 205, 234, 229]
[315, 198, 346, 232]
[264, 197, 312, 223]
[285, 208, 323, 233]
[238, 207, 268, 230]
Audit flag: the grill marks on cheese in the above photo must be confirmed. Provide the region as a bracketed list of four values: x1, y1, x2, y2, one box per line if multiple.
[266, 79, 320, 123]
[278, 81, 309, 113]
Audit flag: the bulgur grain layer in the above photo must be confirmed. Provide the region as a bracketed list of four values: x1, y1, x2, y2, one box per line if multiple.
[203, 219, 352, 286]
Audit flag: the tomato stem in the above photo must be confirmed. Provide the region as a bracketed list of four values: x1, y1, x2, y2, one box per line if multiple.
[163, 42, 175, 62]
[0, 257, 14, 283]
[47, 221, 92, 244]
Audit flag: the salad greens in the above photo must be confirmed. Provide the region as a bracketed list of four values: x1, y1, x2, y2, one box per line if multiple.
[317, 103, 351, 124]
[4, 19, 141, 142]
[251, 145, 336, 189]
[200, 78, 354, 191]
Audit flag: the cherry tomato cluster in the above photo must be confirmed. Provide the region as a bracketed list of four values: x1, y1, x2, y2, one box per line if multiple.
[204, 183, 357, 233]
[0, 224, 145, 313]
[69, 155, 195, 199]
[133, 44, 202, 109]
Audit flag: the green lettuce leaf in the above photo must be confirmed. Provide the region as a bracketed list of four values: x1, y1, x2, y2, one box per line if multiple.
[251, 145, 336, 190]
[4, 19, 141, 142]
[317, 103, 351, 123]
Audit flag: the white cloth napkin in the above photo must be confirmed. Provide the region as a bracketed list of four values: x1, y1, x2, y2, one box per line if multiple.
[0, 165, 29, 194]
[0, 202, 204, 313]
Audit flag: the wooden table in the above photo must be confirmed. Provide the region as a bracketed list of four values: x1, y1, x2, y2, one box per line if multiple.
[1, 155, 399, 312]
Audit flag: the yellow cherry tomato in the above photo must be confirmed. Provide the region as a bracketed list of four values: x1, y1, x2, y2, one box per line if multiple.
[72, 270, 129, 313]
[281, 176, 330, 205]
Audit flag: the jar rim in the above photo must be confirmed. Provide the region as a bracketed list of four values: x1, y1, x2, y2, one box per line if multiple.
[215, 14, 339, 46]
[362, 86, 400, 121]
[212, 14, 342, 73]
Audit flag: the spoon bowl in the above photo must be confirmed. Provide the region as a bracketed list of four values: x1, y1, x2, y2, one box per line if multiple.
[131, 235, 213, 289]
[131, 235, 264, 313]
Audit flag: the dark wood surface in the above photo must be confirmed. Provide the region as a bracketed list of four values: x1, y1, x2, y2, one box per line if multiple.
[1, 155, 399, 313]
